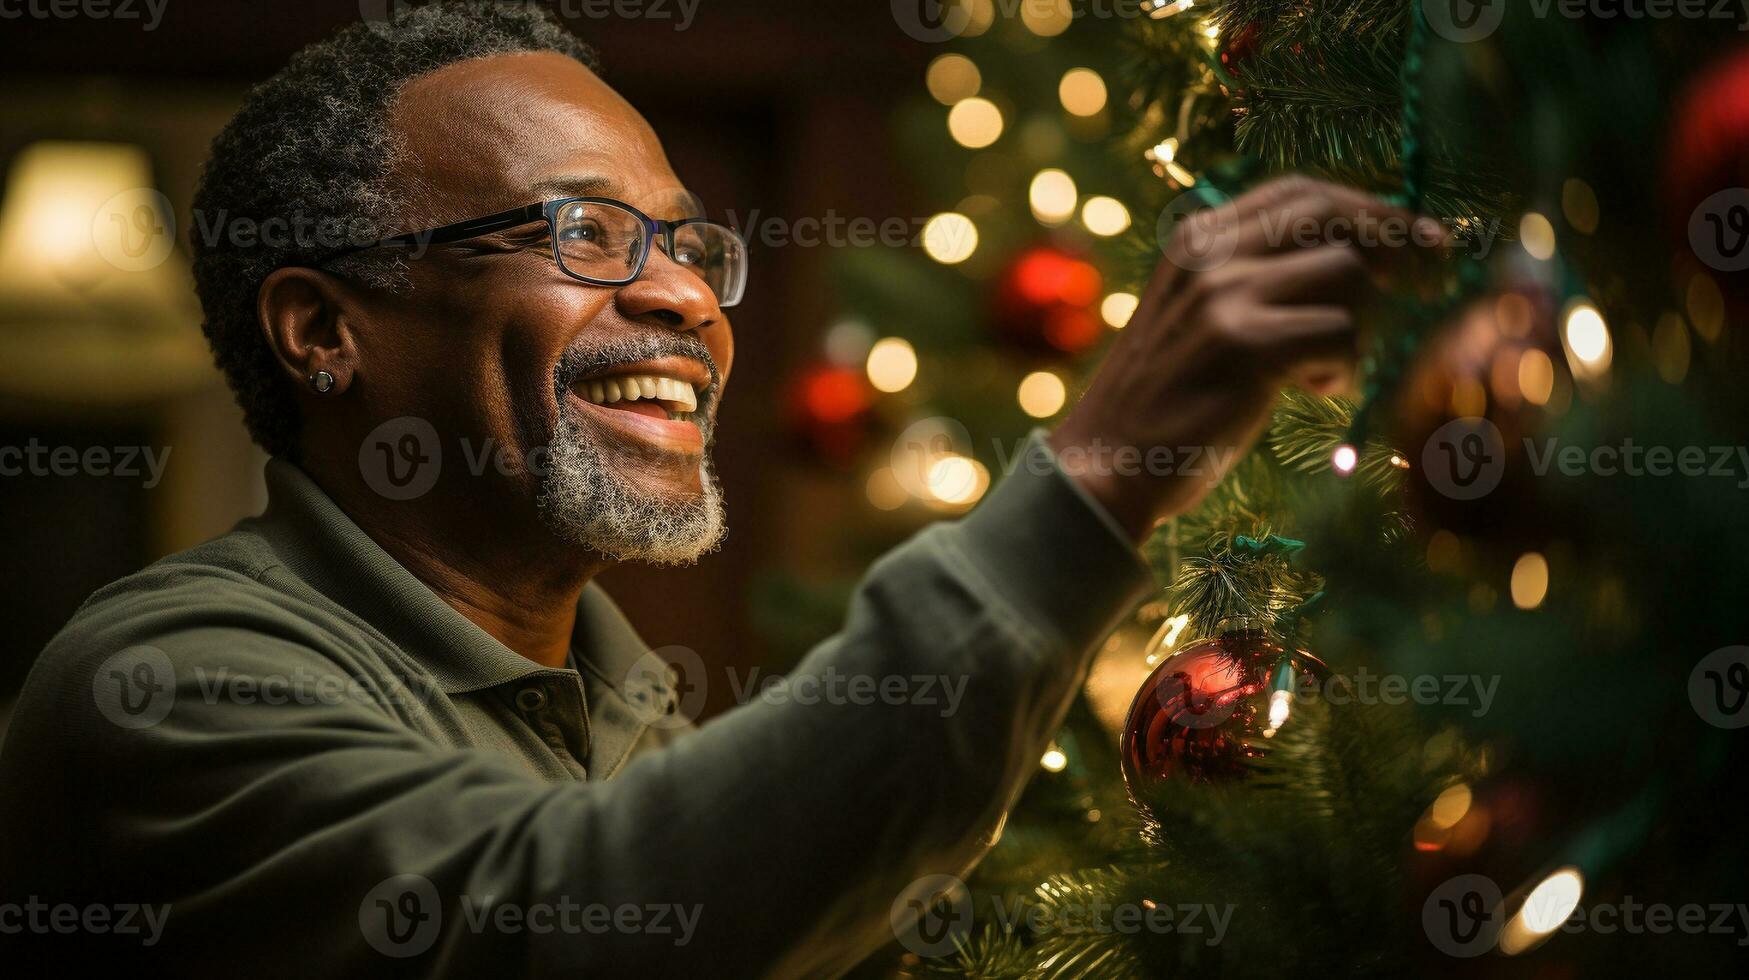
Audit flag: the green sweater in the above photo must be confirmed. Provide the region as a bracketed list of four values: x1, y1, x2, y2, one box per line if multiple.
[0, 431, 1149, 977]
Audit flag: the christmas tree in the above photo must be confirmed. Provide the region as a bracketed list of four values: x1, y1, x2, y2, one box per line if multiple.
[778, 2, 1748, 976]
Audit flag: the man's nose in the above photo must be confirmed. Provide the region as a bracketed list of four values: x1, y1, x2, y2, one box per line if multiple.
[614, 248, 720, 333]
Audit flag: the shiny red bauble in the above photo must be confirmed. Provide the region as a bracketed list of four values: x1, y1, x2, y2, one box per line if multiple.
[1120, 627, 1329, 791]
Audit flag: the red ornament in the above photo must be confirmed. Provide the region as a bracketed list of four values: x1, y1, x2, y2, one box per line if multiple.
[990, 246, 1104, 354]
[1665, 45, 1749, 310]
[1220, 21, 1261, 77]
[1120, 626, 1329, 790]
[786, 362, 872, 462]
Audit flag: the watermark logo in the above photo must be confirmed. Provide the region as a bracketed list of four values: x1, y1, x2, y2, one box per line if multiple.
[1156, 188, 1238, 272]
[1690, 646, 1749, 729]
[891, 874, 973, 957]
[621, 646, 709, 730]
[1421, 417, 1506, 501]
[891, 0, 974, 42]
[1689, 188, 1749, 273]
[891, 416, 974, 501]
[359, 416, 443, 501]
[92, 188, 176, 272]
[91, 645, 175, 729]
[1423, 873, 1505, 956]
[1422, 0, 1506, 42]
[360, 874, 442, 958]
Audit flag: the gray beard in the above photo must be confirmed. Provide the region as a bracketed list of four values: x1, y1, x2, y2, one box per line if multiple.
[534, 336, 727, 565]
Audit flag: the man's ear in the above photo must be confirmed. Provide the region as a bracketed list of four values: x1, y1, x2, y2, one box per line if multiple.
[258, 266, 363, 395]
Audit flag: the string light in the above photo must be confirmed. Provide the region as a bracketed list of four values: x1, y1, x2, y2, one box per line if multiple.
[865, 337, 918, 393]
[1562, 300, 1613, 378]
[1017, 370, 1068, 418]
[947, 97, 1003, 149]
[1332, 444, 1359, 476]
[1499, 867, 1584, 955]
[1080, 196, 1131, 236]
[1040, 744, 1068, 772]
[1101, 291, 1138, 329]
[921, 212, 978, 264]
[1144, 0, 1196, 18]
[1058, 68, 1108, 116]
[1028, 168, 1078, 226]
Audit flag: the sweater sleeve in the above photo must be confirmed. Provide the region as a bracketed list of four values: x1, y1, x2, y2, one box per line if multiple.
[0, 431, 1151, 978]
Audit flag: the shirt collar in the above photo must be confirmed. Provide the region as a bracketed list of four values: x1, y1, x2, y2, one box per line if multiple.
[249, 458, 654, 703]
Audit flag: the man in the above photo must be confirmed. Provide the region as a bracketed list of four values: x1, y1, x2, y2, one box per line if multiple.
[0, 4, 1440, 976]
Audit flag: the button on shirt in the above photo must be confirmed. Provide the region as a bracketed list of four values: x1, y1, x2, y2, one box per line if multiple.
[0, 431, 1149, 978]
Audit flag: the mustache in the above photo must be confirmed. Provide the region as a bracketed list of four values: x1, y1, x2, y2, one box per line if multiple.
[552, 332, 722, 413]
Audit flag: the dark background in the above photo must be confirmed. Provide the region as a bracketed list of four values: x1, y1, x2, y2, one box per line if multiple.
[0, 0, 933, 721]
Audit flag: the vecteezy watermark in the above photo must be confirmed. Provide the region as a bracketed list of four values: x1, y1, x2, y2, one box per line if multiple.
[1424, 872, 1749, 957]
[722, 209, 946, 251]
[1154, 189, 1489, 272]
[1422, 0, 1749, 43]
[992, 435, 1245, 490]
[0, 897, 171, 945]
[726, 666, 969, 717]
[359, 874, 702, 958]
[91, 645, 443, 730]
[1419, 420, 1749, 500]
[1690, 646, 1749, 730]
[1423, 874, 1507, 956]
[620, 646, 709, 731]
[359, 0, 700, 34]
[1689, 189, 1749, 273]
[0, 0, 168, 31]
[890, 874, 1234, 958]
[0, 441, 172, 488]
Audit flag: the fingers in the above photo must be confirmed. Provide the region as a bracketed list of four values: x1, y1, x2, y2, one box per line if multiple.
[1196, 175, 1449, 278]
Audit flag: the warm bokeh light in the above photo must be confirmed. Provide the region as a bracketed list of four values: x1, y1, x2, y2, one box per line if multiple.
[865, 467, 908, 511]
[1499, 867, 1584, 955]
[1511, 552, 1549, 610]
[925, 53, 981, 105]
[1562, 178, 1599, 234]
[947, 97, 1004, 149]
[1080, 195, 1130, 236]
[1058, 68, 1108, 116]
[1040, 745, 1068, 772]
[1652, 312, 1691, 384]
[1021, 0, 1072, 36]
[1563, 301, 1613, 377]
[1518, 349, 1555, 406]
[921, 212, 978, 264]
[1332, 444, 1358, 475]
[1519, 212, 1557, 260]
[1687, 273, 1724, 342]
[1101, 291, 1138, 329]
[926, 455, 990, 507]
[865, 337, 918, 393]
[1028, 168, 1078, 225]
[1017, 370, 1068, 418]
[1429, 783, 1473, 829]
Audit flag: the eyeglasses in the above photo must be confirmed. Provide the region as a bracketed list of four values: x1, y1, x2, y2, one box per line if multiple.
[313, 197, 747, 308]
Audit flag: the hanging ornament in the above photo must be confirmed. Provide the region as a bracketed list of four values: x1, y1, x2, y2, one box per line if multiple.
[785, 361, 873, 463]
[1665, 45, 1749, 311]
[1392, 285, 1573, 551]
[1219, 21, 1261, 77]
[989, 245, 1104, 355]
[1120, 621, 1329, 790]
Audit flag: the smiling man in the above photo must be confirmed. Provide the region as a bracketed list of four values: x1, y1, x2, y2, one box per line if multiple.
[0, 4, 1438, 977]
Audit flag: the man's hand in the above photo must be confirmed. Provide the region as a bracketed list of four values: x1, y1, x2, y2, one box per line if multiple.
[1049, 176, 1448, 542]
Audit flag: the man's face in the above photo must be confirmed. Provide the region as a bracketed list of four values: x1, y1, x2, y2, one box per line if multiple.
[356, 51, 733, 563]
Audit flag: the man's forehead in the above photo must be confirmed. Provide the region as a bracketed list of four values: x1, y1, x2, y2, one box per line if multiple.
[390, 51, 696, 219]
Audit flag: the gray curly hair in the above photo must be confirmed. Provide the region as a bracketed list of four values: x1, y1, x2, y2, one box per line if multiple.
[190, 2, 600, 460]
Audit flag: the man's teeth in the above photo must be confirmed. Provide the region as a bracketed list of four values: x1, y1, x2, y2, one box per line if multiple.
[579, 374, 699, 413]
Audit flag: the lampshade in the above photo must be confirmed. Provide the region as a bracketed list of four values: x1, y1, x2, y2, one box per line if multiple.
[0, 140, 210, 403]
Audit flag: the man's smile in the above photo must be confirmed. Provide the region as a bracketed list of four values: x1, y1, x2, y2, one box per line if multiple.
[567, 355, 713, 456]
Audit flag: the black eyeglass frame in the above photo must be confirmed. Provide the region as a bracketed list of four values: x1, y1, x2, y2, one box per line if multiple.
[310, 196, 747, 308]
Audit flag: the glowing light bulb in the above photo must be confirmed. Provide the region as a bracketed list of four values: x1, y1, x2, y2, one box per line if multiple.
[1267, 690, 1291, 732]
[1332, 444, 1359, 475]
[1499, 867, 1584, 955]
[1040, 746, 1068, 772]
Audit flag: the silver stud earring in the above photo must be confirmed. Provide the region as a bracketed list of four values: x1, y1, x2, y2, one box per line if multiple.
[310, 370, 336, 394]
